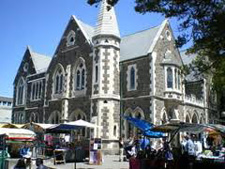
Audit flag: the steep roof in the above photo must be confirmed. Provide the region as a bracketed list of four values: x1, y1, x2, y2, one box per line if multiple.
[0, 96, 13, 102]
[72, 15, 94, 45]
[30, 49, 51, 74]
[94, 0, 120, 38]
[120, 25, 161, 62]
[180, 50, 203, 82]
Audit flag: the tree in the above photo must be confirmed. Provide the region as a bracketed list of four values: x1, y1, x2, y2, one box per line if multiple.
[87, 0, 225, 92]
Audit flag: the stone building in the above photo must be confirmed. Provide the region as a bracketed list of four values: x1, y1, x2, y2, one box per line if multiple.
[12, 0, 218, 153]
[0, 96, 13, 123]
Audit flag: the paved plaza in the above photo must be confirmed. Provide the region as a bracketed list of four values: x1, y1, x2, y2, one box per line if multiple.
[6, 155, 129, 169]
[46, 155, 128, 169]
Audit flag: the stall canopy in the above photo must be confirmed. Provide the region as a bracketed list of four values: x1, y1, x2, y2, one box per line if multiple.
[22, 122, 55, 133]
[66, 119, 98, 128]
[46, 120, 98, 133]
[0, 123, 19, 128]
[0, 128, 36, 141]
[151, 122, 206, 133]
[123, 116, 164, 138]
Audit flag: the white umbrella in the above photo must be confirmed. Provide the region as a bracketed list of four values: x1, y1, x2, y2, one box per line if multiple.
[66, 119, 97, 128]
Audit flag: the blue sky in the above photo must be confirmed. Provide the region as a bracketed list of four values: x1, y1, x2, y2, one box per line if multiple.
[0, 0, 190, 98]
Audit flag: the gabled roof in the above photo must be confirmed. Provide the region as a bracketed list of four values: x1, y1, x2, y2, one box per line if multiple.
[29, 47, 51, 74]
[180, 50, 197, 65]
[72, 15, 94, 45]
[180, 50, 203, 82]
[0, 96, 13, 102]
[120, 25, 161, 62]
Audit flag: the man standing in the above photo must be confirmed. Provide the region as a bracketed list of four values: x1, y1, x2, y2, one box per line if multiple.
[119, 136, 124, 162]
[185, 134, 196, 169]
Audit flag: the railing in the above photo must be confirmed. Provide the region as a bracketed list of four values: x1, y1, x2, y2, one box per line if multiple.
[184, 95, 204, 107]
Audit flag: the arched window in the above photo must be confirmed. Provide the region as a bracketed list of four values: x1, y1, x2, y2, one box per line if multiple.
[192, 113, 198, 123]
[17, 78, 25, 105]
[178, 72, 181, 90]
[95, 65, 98, 83]
[54, 67, 64, 94]
[76, 70, 80, 89]
[69, 110, 87, 136]
[130, 67, 135, 90]
[175, 69, 177, 89]
[113, 125, 117, 137]
[49, 111, 60, 124]
[30, 113, 39, 123]
[167, 67, 173, 88]
[75, 61, 86, 91]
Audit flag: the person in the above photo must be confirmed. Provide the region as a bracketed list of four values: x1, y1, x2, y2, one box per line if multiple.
[181, 135, 188, 155]
[119, 136, 124, 162]
[36, 158, 48, 169]
[155, 139, 163, 152]
[184, 134, 196, 169]
[139, 136, 150, 151]
[19, 144, 31, 158]
[14, 158, 26, 169]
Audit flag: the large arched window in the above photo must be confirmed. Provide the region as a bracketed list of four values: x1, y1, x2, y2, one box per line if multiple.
[54, 67, 64, 94]
[48, 111, 60, 124]
[75, 59, 86, 91]
[167, 67, 173, 88]
[17, 78, 25, 105]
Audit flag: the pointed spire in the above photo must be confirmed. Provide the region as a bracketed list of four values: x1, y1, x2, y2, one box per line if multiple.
[94, 0, 120, 38]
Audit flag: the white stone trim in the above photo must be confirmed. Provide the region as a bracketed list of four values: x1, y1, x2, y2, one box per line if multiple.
[151, 52, 157, 96]
[148, 19, 168, 53]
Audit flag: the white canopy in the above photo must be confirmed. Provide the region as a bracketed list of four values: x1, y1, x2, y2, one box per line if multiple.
[65, 119, 97, 128]
[0, 128, 36, 140]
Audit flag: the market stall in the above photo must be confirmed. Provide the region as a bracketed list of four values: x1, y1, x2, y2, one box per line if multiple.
[151, 122, 225, 169]
[46, 120, 98, 167]
[123, 116, 166, 169]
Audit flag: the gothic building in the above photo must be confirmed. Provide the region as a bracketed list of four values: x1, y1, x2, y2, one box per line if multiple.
[12, 0, 218, 153]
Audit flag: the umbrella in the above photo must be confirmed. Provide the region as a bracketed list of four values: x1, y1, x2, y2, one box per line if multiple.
[0, 128, 36, 141]
[46, 123, 83, 133]
[123, 116, 153, 131]
[123, 116, 164, 138]
[65, 119, 97, 128]
[151, 122, 206, 133]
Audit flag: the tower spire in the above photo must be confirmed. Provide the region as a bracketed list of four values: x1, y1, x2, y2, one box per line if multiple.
[94, 0, 120, 38]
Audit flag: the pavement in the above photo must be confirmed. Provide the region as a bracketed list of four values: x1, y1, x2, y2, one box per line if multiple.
[44, 155, 129, 169]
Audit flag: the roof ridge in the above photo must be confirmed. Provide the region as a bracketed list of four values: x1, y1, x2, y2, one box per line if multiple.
[122, 24, 161, 38]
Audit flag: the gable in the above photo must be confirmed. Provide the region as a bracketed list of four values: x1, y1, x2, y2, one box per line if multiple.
[153, 20, 183, 67]
[54, 15, 94, 55]
[13, 47, 36, 84]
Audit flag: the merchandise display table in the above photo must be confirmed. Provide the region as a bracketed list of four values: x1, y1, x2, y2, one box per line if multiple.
[53, 149, 66, 164]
